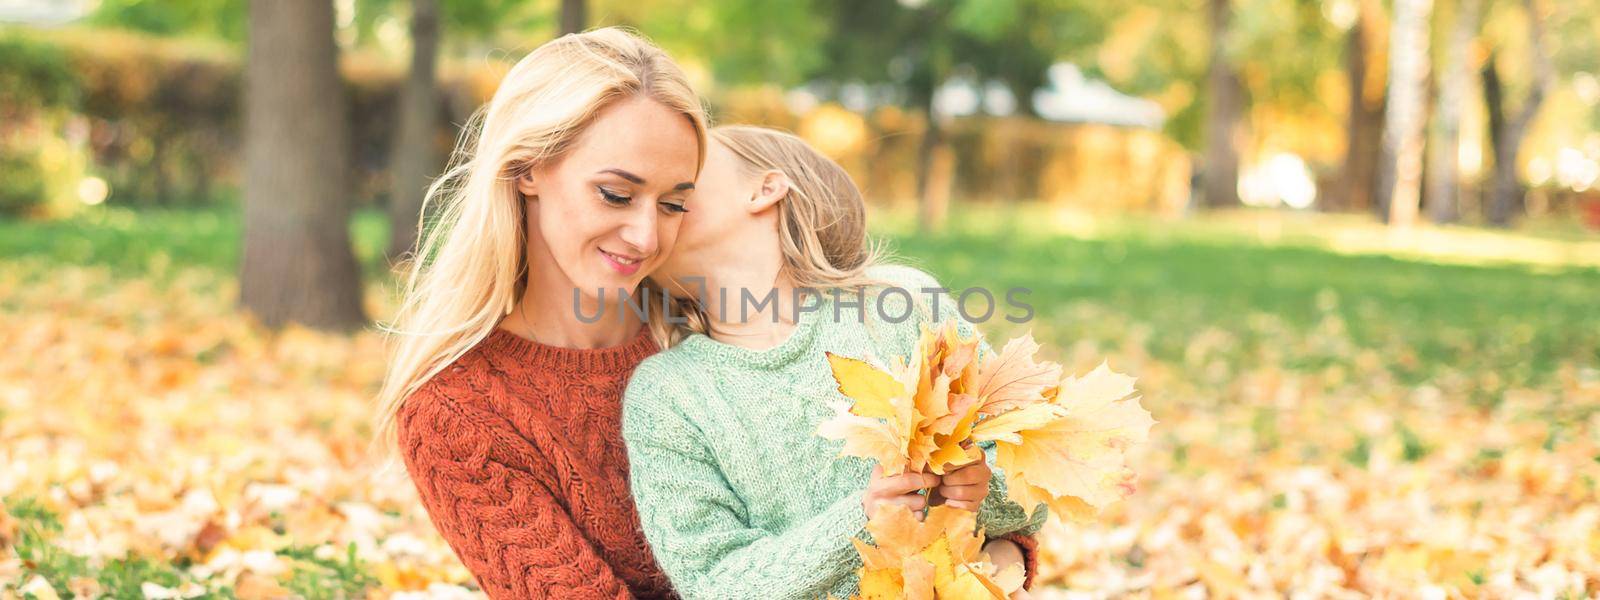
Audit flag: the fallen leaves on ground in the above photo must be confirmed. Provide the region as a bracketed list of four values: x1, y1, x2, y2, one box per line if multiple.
[3, 254, 1599, 598]
[0, 261, 476, 598]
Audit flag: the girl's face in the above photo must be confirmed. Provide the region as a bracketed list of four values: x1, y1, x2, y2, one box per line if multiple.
[518, 96, 699, 299]
[650, 139, 769, 288]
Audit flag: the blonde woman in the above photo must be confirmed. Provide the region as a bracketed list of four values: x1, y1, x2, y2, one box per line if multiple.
[621, 126, 1047, 599]
[376, 28, 706, 599]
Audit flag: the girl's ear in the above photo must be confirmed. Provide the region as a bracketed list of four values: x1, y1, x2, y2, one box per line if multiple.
[746, 170, 789, 214]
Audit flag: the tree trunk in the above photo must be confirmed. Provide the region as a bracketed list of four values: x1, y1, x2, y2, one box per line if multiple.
[1379, 0, 1433, 228]
[1424, 0, 1480, 224]
[561, 0, 587, 35]
[915, 95, 953, 234]
[1007, 79, 1038, 118]
[1336, 0, 1388, 213]
[241, 0, 367, 331]
[1483, 0, 1553, 227]
[386, 0, 441, 262]
[1200, 0, 1242, 209]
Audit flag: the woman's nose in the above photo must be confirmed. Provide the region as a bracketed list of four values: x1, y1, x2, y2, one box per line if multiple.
[618, 206, 659, 256]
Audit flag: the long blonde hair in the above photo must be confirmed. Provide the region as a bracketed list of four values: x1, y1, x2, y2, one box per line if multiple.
[656, 125, 892, 345]
[376, 27, 708, 442]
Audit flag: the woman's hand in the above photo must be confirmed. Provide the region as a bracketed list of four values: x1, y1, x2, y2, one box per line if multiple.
[862, 465, 939, 520]
[930, 449, 991, 511]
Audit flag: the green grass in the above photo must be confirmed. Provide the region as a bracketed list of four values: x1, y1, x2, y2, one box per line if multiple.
[4, 497, 230, 599]
[2, 496, 380, 598]
[3, 204, 1597, 398]
[0, 206, 392, 281]
[876, 206, 1600, 400]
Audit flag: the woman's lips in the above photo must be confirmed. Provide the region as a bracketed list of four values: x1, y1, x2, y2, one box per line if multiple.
[599, 248, 643, 276]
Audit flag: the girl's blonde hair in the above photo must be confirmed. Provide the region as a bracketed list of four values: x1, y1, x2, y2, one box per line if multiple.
[656, 125, 892, 345]
[376, 27, 708, 442]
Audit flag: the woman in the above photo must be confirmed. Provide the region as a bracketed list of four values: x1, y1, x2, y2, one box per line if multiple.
[376, 28, 706, 599]
[621, 125, 1047, 599]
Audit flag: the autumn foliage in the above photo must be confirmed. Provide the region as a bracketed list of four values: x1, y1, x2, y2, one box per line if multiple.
[820, 321, 1156, 598]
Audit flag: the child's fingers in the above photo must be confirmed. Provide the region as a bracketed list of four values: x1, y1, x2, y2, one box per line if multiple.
[937, 483, 986, 502]
[879, 471, 940, 494]
[886, 493, 928, 512]
[941, 461, 991, 486]
[942, 499, 981, 511]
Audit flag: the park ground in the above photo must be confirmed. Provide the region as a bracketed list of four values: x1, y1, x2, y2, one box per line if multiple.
[2, 205, 1598, 598]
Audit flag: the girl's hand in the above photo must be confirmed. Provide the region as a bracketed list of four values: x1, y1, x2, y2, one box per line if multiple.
[981, 538, 1030, 598]
[930, 449, 990, 511]
[862, 465, 939, 520]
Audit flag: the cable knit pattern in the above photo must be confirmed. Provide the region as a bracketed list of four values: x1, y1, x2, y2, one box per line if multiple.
[622, 265, 1048, 599]
[397, 325, 677, 599]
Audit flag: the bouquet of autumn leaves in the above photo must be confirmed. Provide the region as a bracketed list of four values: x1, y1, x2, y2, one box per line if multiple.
[818, 321, 1155, 598]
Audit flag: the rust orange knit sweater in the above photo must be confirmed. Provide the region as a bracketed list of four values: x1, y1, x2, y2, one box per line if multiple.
[396, 325, 675, 599]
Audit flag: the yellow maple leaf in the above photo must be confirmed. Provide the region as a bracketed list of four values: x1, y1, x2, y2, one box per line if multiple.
[824, 325, 1152, 524]
[847, 505, 1021, 600]
[993, 362, 1155, 521]
[859, 566, 912, 600]
[827, 352, 906, 421]
[970, 402, 1067, 446]
[818, 401, 910, 475]
[971, 332, 1063, 417]
[821, 331, 984, 475]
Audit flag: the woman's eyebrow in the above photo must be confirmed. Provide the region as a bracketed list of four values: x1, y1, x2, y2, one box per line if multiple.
[598, 168, 644, 184]
[598, 168, 694, 191]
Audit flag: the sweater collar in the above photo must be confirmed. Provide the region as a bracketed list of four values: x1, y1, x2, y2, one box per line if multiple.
[480, 324, 657, 375]
[677, 296, 825, 371]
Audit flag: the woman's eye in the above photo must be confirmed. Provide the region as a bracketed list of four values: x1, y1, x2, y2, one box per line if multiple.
[660, 201, 690, 214]
[598, 187, 631, 205]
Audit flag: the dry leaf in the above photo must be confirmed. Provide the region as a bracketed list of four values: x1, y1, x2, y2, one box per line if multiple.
[993, 362, 1155, 521]
[971, 333, 1062, 417]
[824, 321, 1153, 522]
[847, 505, 1024, 600]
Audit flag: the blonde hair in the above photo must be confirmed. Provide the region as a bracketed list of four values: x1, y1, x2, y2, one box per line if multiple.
[656, 125, 892, 345]
[376, 27, 708, 443]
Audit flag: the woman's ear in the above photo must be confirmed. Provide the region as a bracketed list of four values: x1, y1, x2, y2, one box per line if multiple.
[746, 170, 789, 214]
[515, 169, 539, 201]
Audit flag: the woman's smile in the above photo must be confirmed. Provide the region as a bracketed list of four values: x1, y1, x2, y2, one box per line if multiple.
[600, 248, 645, 275]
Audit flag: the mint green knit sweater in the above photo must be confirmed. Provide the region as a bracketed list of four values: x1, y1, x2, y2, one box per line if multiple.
[621, 265, 1047, 600]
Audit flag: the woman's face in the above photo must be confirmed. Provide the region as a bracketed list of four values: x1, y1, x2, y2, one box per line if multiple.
[650, 139, 760, 287]
[518, 96, 699, 299]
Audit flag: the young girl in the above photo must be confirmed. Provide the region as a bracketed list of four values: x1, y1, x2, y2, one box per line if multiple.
[377, 28, 706, 599]
[622, 125, 1047, 599]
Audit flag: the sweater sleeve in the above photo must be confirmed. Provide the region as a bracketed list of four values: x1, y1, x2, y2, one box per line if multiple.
[973, 441, 1049, 538]
[622, 370, 869, 600]
[398, 388, 635, 600]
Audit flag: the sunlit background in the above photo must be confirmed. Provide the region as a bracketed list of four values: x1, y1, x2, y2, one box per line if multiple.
[2, 0, 1598, 598]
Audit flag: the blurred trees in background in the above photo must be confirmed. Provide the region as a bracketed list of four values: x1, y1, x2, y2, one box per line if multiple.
[1481, 0, 1554, 227]
[384, 0, 439, 262]
[2, 0, 1597, 329]
[1201, 0, 1243, 209]
[239, 0, 366, 330]
[1378, 0, 1431, 228]
[1424, 0, 1482, 224]
[1335, 0, 1387, 214]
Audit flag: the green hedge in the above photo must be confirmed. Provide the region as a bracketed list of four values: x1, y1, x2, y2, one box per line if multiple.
[0, 27, 489, 213]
